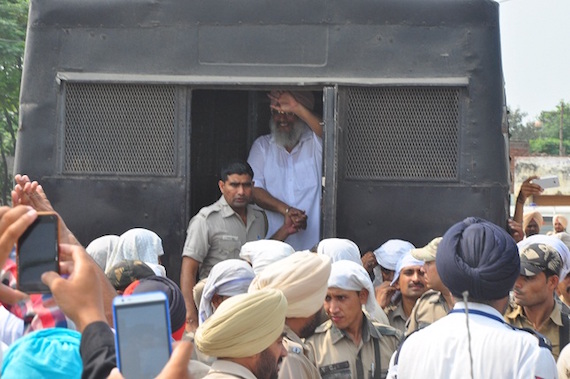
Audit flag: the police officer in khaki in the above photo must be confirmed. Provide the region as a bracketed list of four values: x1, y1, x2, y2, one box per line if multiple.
[306, 260, 402, 379]
[181, 160, 296, 332]
[505, 241, 570, 360]
[249, 251, 332, 379]
[405, 237, 454, 335]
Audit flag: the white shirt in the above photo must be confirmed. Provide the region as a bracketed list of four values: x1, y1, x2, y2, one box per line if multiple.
[388, 302, 557, 379]
[248, 126, 322, 251]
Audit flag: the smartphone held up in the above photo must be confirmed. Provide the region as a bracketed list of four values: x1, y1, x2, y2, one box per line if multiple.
[17, 212, 59, 293]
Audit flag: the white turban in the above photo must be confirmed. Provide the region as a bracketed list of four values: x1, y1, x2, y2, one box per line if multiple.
[86, 235, 119, 271]
[317, 238, 362, 265]
[105, 228, 164, 273]
[195, 289, 287, 358]
[328, 260, 389, 325]
[199, 259, 255, 325]
[391, 252, 425, 286]
[249, 251, 331, 318]
[373, 239, 415, 271]
[518, 234, 570, 279]
[239, 240, 295, 275]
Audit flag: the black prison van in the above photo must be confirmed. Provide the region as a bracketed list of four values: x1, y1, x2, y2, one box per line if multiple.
[15, 0, 509, 280]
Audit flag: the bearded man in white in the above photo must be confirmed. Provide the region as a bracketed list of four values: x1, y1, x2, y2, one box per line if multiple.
[247, 90, 323, 251]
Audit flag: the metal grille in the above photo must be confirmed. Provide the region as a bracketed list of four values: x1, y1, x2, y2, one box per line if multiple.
[63, 83, 177, 175]
[344, 87, 460, 180]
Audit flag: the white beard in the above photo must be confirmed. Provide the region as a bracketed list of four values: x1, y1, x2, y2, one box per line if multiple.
[270, 119, 305, 149]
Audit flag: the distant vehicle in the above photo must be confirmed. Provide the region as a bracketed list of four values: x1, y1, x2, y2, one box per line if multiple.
[15, 0, 509, 280]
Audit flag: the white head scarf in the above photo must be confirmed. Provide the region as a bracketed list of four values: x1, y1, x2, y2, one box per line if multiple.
[373, 239, 415, 270]
[199, 259, 255, 325]
[86, 235, 119, 271]
[328, 260, 389, 325]
[518, 234, 570, 279]
[317, 238, 362, 265]
[105, 228, 164, 273]
[239, 240, 294, 275]
[391, 252, 425, 286]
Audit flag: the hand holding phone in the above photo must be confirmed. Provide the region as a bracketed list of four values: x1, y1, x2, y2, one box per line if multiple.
[17, 212, 59, 293]
[531, 176, 560, 190]
[113, 292, 172, 379]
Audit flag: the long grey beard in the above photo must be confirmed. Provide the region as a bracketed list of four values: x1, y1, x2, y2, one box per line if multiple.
[270, 120, 305, 149]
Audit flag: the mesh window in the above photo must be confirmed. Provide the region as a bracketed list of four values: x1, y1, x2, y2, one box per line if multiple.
[63, 83, 177, 175]
[344, 87, 460, 181]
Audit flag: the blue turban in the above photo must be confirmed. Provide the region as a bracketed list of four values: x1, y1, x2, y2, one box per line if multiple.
[436, 217, 520, 300]
[1, 328, 82, 379]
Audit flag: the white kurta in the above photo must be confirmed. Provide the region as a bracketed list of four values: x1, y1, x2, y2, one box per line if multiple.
[248, 126, 322, 251]
[388, 302, 557, 379]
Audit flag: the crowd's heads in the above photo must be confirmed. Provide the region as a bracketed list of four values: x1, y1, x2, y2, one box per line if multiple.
[124, 275, 186, 341]
[220, 160, 254, 182]
[85, 235, 119, 271]
[105, 228, 164, 273]
[194, 289, 287, 358]
[239, 240, 295, 275]
[523, 211, 543, 237]
[373, 239, 415, 282]
[249, 251, 331, 318]
[327, 260, 380, 318]
[1, 328, 82, 379]
[436, 217, 520, 301]
[199, 259, 255, 325]
[519, 243, 562, 277]
[554, 214, 568, 233]
[105, 260, 155, 293]
[317, 238, 362, 265]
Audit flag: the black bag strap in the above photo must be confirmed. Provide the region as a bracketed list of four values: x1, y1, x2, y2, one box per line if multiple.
[560, 311, 570, 351]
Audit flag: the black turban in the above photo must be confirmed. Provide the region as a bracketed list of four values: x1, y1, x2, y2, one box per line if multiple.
[436, 217, 520, 300]
[129, 275, 187, 334]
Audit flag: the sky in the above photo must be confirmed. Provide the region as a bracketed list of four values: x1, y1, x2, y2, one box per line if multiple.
[499, 0, 570, 123]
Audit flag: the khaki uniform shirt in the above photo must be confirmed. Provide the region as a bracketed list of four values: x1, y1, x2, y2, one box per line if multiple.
[306, 315, 402, 379]
[505, 301, 565, 360]
[203, 360, 257, 379]
[182, 196, 267, 280]
[278, 325, 321, 379]
[405, 290, 451, 336]
[384, 301, 407, 334]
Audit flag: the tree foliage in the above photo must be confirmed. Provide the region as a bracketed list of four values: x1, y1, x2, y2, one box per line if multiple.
[508, 107, 540, 141]
[0, 0, 28, 204]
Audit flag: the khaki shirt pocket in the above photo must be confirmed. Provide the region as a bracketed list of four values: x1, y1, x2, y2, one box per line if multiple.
[319, 361, 351, 379]
[212, 234, 241, 259]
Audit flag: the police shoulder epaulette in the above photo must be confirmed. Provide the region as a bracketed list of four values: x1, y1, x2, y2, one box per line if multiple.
[518, 327, 552, 351]
[314, 319, 333, 334]
[284, 337, 304, 355]
[372, 321, 403, 338]
[198, 203, 221, 218]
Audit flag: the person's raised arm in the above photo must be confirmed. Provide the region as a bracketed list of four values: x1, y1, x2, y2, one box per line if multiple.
[513, 176, 542, 224]
[12, 174, 81, 246]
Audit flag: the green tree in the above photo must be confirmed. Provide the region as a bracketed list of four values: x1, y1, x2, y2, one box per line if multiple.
[0, 0, 28, 204]
[508, 106, 540, 141]
[535, 101, 570, 143]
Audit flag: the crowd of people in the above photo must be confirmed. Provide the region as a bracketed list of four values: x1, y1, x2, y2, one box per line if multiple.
[0, 91, 569, 378]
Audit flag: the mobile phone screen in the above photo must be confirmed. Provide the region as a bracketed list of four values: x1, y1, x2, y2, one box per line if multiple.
[17, 213, 59, 293]
[114, 293, 172, 379]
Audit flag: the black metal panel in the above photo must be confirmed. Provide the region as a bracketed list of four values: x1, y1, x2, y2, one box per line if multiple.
[343, 87, 459, 181]
[63, 83, 176, 175]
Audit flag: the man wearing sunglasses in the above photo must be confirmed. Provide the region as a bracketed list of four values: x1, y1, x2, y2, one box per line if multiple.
[248, 90, 323, 251]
